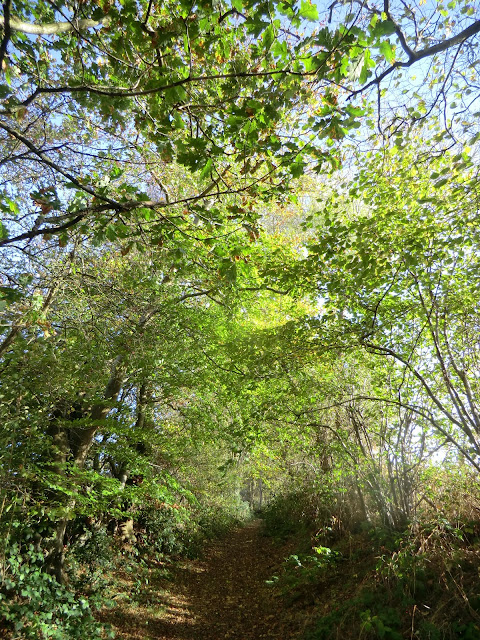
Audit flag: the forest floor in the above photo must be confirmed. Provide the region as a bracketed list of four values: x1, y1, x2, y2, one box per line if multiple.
[97, 519, 480, 639]
[101, 519, 309, 639]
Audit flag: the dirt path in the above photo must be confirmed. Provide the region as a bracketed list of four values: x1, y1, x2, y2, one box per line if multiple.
[104, 520, 305, 639]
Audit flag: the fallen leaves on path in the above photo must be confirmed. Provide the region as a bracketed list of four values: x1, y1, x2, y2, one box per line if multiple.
[102, 519, 306, 639]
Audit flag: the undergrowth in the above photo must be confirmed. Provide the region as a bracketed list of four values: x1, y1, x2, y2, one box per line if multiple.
[0, 490, 250, 639]
[0, 538, 113, 640]
[263, 493, 480, 640]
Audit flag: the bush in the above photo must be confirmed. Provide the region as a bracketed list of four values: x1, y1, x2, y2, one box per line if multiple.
[137, 491, 251, 559]
[195, 498, 250, 539]
[303, 588, 405, 640]
[0, 541, 113, 640]
[262, 489, 326, 540]
[137, 502, 190, 556]
[71, 525, 115, 569]
[267, 545, 340, 597]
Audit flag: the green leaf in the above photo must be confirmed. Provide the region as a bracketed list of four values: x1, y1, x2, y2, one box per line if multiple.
[200, 158, 213, 180]
[0, 221, 9, 239]
[372, 20, 396, 38]
[105, 225, 117, 241]
[299, 0, 319, 21]
[173, 111, 185, 130]
[263, 24, 274, 50]
[359, 56, 369, 84]
[0, 84, 11, 99]
[272, 39, 288, 59]
[138, 207, 153, 221]
[291, 161, 305, 178]
[379, 40, 395, 64]
[0, 286, 23, 304]
[219, 259, 237, 283]
[345, 105, 365, 117]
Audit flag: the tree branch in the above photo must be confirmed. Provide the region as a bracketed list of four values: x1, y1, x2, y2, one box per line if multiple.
[348, 19, 480, 98]
[0, 121, 121, 206]
[18, 67, 298, 109]
[0, 213, 86, 247]
[0, 14, 110, 35]
[361, 338, 475, 441]
[302, 395, 480, 473]
[384, 0, 416, 62]
[0, 266, 63, 357]
[414, 20, 480, 62]
[218, 8, 247, 24]
[0, 0, 11, 72]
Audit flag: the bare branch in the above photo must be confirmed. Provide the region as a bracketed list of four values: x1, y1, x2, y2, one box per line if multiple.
[0, 121, 121, 206]
[302, 395, 480, 473]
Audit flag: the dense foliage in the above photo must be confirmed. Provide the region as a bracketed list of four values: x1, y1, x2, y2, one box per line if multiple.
[1, 0, 480, 637]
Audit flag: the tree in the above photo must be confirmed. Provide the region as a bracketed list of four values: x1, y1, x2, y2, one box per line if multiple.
[302, 135, 480, 471]
[1, 3, 480, 634]
[1, 0, 478, 256]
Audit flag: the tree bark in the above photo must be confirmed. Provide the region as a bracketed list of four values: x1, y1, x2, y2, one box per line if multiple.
[70, 355, 126, 468]
[45, 356, 126, 582]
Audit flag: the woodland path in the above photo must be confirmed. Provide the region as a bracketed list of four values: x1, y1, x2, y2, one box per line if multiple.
[105, 519, 305, 639]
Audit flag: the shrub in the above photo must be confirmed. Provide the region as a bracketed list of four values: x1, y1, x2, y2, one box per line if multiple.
[267, 545, 341, 596]
[262, 490, 319, 539]
[0, 541, 113, 640]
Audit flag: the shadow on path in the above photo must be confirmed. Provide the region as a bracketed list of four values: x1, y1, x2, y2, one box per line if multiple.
[103, 519, 304, 639]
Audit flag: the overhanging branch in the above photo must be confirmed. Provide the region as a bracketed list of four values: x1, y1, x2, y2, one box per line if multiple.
[348, 19, 480, 98]
[0, 14, 110, 35]
[17, 67, 299, 109]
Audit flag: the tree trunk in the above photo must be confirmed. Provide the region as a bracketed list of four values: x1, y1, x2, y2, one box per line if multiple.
[70, 356, 126, 468]
[45, 356, 126, 582]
